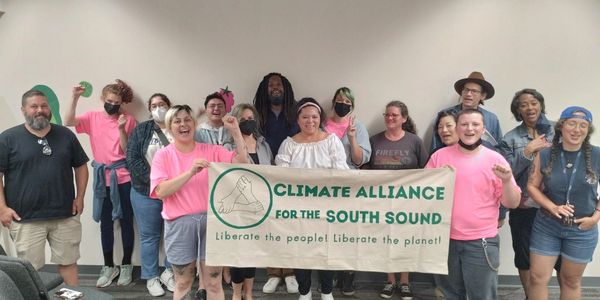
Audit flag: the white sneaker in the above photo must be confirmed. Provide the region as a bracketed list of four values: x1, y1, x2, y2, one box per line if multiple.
[96, 266, 119, 288]
[299, 290, 312, 300]
[285, 275, 299, 293]
[321, 292, 334, 300]
[146, 277, 165, 297]
[160, 268, 175, 292]
[117, 264, 134, 286]
[262, 277, 281, 293]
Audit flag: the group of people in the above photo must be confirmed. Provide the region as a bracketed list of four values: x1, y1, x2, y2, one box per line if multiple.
[0, 70, 597, 300]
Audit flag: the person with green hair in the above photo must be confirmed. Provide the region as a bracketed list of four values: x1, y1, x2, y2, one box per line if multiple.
[324, 87, 371, 296]
[324, 87, 371, 169]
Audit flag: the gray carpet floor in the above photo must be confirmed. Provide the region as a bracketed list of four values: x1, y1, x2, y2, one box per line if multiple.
[74, 273, 600, 300]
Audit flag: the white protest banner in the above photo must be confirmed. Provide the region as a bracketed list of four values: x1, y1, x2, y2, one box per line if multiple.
[207, 163, 455, 274]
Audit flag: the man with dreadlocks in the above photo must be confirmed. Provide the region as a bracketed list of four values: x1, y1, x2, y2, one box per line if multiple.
[253, 72, 299, 294]
[253, 72, 299, 156]
[527, 106, 600, 300]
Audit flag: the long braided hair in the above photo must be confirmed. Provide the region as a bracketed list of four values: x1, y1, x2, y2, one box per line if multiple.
[542, 118, 597, 184]
[253, 73, 296, 131]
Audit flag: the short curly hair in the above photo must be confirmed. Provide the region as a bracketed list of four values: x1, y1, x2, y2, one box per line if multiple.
[101, 79, 133, 103]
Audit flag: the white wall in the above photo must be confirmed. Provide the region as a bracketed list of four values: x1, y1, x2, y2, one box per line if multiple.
[1, 0, 599, 277]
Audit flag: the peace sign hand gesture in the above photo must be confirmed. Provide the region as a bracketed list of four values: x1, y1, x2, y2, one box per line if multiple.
[347, 115, 357, 140]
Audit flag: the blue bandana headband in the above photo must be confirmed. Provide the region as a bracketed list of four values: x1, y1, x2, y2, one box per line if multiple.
[560, 106, 592, 123]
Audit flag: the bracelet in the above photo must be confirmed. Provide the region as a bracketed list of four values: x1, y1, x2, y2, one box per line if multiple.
[524, 150, 535, 161]
[595, 208, 600, 213]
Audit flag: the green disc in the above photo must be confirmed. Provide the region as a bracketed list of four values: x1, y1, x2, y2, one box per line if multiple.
[79, 81, 93, 98]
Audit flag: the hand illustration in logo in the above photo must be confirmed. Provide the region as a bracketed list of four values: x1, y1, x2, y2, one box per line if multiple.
[217, 175, 264, 214]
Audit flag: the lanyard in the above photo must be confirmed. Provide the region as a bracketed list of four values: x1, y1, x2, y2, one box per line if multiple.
[560, 150, 582, 205]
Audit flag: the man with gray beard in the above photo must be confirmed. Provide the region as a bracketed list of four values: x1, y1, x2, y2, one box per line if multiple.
[0, 89, 89, 285]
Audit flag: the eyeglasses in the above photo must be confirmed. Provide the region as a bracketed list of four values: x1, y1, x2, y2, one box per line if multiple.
[38, 138, 52, 156]
[563, 120, 590, 130]
[207, 104, 225, 110]
[382, 113, 401, 119]
[462, 88, 482, 95]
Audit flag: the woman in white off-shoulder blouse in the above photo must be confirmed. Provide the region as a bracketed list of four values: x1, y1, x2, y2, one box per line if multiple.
[276, 98, 348, 170]
[275, 97, 348, 300]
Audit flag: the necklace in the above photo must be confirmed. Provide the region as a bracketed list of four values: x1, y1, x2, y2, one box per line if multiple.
[565, 160, 574, 169]
[562, 149, 580, 170]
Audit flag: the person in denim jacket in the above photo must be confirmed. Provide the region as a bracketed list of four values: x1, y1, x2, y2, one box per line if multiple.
[498, 89, 558, 299]
[126, 93, 175, 296]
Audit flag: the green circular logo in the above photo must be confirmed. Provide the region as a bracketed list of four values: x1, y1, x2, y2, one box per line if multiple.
[210, 167, 273, 229]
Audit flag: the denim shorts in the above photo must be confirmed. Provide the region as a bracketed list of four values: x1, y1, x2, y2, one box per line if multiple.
[530, 210, 598, 264]
[164, 213, 207, 265]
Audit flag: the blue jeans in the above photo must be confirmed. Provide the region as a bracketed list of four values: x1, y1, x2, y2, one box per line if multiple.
[443, 236, 499, 300]
[131, 187, 171, 279]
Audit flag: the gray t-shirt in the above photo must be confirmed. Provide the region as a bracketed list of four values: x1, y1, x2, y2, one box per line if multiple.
[368, 131, 428, 170]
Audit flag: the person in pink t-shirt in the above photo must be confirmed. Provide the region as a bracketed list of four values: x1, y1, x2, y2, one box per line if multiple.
[425, 109, 520, 300]
[64, 79, 137, 288]
[324, 87, 371, 172]
[150, 105, 248, 300]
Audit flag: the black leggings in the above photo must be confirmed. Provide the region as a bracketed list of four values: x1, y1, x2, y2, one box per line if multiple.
[230, 267, 256, 284]
[100, 182, 134, 266]
[294, 269, 334, 295]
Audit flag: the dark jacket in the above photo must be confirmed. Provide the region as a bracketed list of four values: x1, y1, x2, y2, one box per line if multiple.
[126, 119, 162, 196]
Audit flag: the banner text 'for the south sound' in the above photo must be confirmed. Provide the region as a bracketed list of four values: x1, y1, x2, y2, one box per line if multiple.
[207, 163, 455, 274]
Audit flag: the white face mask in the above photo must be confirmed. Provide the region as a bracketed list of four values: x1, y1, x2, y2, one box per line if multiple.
[151, 107, 167, 122]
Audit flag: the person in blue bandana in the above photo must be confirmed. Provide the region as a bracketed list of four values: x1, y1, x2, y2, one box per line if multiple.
[527, 106, 600, 300]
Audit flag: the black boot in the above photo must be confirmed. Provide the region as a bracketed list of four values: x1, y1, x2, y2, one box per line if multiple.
[341, 271, 356, 296]
[194, 289, 207, 300]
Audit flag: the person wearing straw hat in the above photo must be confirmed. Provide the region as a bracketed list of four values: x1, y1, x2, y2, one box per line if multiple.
[430, 71, 502, 153]
[433, 71, 509, 229]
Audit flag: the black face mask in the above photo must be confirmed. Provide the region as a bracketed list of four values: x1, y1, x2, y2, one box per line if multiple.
[458, 139, 482, 151]
[104, 102, 121, 115]
[334, 102, 352, 117]
[239, 119, 257, 135]
[268, 95, 283, 105]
